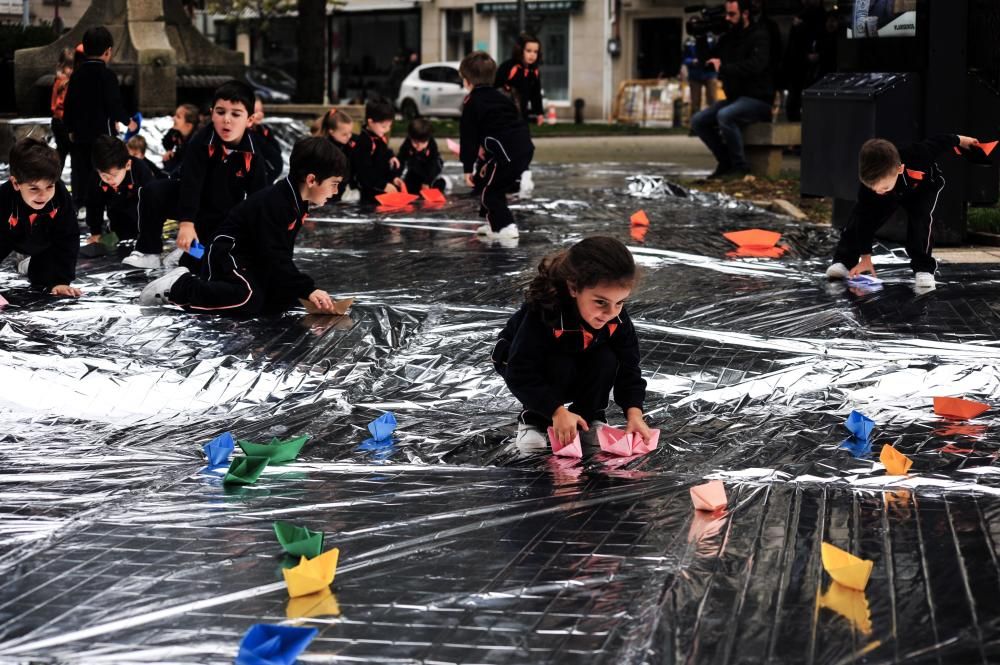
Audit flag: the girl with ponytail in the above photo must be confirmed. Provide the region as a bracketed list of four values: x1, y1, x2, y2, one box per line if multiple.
[492, 236, 651, 451]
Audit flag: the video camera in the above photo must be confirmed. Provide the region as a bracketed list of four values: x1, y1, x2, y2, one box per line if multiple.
[685, 4, 728, 37]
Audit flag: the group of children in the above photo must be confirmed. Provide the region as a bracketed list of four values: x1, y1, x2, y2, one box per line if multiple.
[2, 27, 987, 447]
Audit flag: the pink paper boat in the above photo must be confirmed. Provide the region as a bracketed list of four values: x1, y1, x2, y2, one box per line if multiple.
[0, 294, 7, 309]
[446, 138, 461, 155]
[546, 426, 582, 458]
[690, 480, 727, 511]
[597, 426, 661, 456]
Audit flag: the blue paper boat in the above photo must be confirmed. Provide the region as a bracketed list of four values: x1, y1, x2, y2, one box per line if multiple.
[188, 239, 205, 259]
[844, 410, 874, 441]
[367, 411, 397, 441]
[123, 112, 142, 143]
[839, 436, 872, 458]
[203, 431, 235, 466]
[236, 623, 318, 665]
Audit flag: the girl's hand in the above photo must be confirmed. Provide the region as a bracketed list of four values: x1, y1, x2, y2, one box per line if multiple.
[464, 173, 475, 187]
[848, 255, 876, 278]
[536, 114, 545, 126]
[958, 135, 978, 149]
[304, 289, 336, 314]
[552, 405, 587, 445]
[624, 407, 652, 443]
[383, 182, 399, 194]
[86, 234, 102, 245]
[389, 156, 400, 170]
[51, 284, 82, 297]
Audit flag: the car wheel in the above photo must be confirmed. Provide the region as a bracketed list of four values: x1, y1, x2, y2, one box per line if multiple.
[400, 99, 419, 120]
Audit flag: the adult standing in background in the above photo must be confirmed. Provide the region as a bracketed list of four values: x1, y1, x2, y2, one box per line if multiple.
[682, 34, 718, 124]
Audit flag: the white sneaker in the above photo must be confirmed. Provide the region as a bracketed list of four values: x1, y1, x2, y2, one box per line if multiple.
[914, 272, 936, 288]
[123, 251, 162, 269]
[341, 187, 360, 203]
[162, 248, 184, 269]
[14, 253, 29, 276]
[496, 224, 519, 239]
[825, 262, 849, 279]
[518, 170, 534, 197]
[475, 223, 494, 236]
[139, 267, 189, 306]
[515, 421, 548, 453]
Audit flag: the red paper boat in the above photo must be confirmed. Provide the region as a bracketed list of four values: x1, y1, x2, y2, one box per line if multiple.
[546, 427, 582, 458]
[375, 192, 419, 207]
[630, 210, 650, 227]
[723, 229, 782, 248]
[934, 396, 989, 420]
[420, 188, 446, 203]
[976, 140, 997, 157]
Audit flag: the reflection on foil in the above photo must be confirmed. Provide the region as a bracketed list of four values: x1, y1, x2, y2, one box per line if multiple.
[1, 143, 1000, 662]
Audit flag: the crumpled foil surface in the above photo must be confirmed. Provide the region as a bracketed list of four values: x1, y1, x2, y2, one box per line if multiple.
[1, 119, 1000, 664]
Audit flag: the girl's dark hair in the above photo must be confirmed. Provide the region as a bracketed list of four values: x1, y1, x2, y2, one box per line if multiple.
[289, 135, 348, 185]
[57, 47, 74, 71]
[512, 32, 542, 66]
[526, 236, 636, 315]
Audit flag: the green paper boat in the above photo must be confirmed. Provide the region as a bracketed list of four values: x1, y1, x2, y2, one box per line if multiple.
[237, 435, 309, 464]
[223, 455, 269, 485]
[273, 520, 325, 559]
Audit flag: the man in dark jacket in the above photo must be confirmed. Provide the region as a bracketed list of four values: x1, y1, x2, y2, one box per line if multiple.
[691, 0, 774, 178]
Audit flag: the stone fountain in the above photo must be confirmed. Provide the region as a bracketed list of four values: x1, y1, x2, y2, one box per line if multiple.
[14, 0, 243, 116]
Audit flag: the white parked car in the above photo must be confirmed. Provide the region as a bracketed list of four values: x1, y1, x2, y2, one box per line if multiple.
[396, 62, 465, 119]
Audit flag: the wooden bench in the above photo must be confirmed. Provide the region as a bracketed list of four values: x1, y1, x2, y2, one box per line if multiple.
[742, 122, 801, 178]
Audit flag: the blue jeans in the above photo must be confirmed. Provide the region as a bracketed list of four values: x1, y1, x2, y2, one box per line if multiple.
[691, 97, 773, 171]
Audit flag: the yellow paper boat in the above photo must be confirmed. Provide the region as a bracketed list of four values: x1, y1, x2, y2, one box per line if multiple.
[821, 542, 873, 591]
[880, 444, 913, 476]
[817, 581, 872, 635]
[286, 587, 341, 619]
[282, 548, 340, 598]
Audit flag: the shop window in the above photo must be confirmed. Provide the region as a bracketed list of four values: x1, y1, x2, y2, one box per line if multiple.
[445, 9, 472, 62]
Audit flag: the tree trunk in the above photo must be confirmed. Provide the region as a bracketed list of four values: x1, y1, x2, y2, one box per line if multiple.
[296, 0, 325, 102]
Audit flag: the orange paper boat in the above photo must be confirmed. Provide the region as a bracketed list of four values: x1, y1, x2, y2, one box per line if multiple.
[690, 480, 727, 512]
[630, 210, 650, 227]
[420, 188, 446, 203]
[821, 542, 872, 591]
[376, 192, 419, 207]
[933, 396, 989, 420]
[726, 246, 787, 259]
[282, 548, 340, 598]
[879, 444, 912, 476]
[817, 581, 873, 635]
[723, 229, 782, 248]
[976, 140, 998, 157]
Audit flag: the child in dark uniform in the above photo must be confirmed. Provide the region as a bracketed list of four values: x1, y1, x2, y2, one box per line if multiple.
[84, 136, 155, 250]
[397, 118, 445, 194]
[492, 236, 650, 450]
[495, 32, 545, 126]
[459, 51, 534, 240]
[353, 100, 404, 203]
[139, 137, 346, 316]
[62, 26, 138, 209]
[126, 136, 164, 179]
[0, 138, 81, 298]
[124, 80, 267, 270]
[321, 108, 359, 202]
[250, 97, 284, 183]
[826, 134, 979, 288]
[162, 103, 199, 176]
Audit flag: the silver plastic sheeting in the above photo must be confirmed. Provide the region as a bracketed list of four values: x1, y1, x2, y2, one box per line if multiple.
[2, 151, 1000, 663]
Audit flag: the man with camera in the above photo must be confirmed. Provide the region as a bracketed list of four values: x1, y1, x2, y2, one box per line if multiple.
[691, 0, 774, 179]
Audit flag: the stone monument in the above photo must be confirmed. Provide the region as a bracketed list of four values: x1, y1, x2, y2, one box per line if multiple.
[14, 0, 243, 115]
